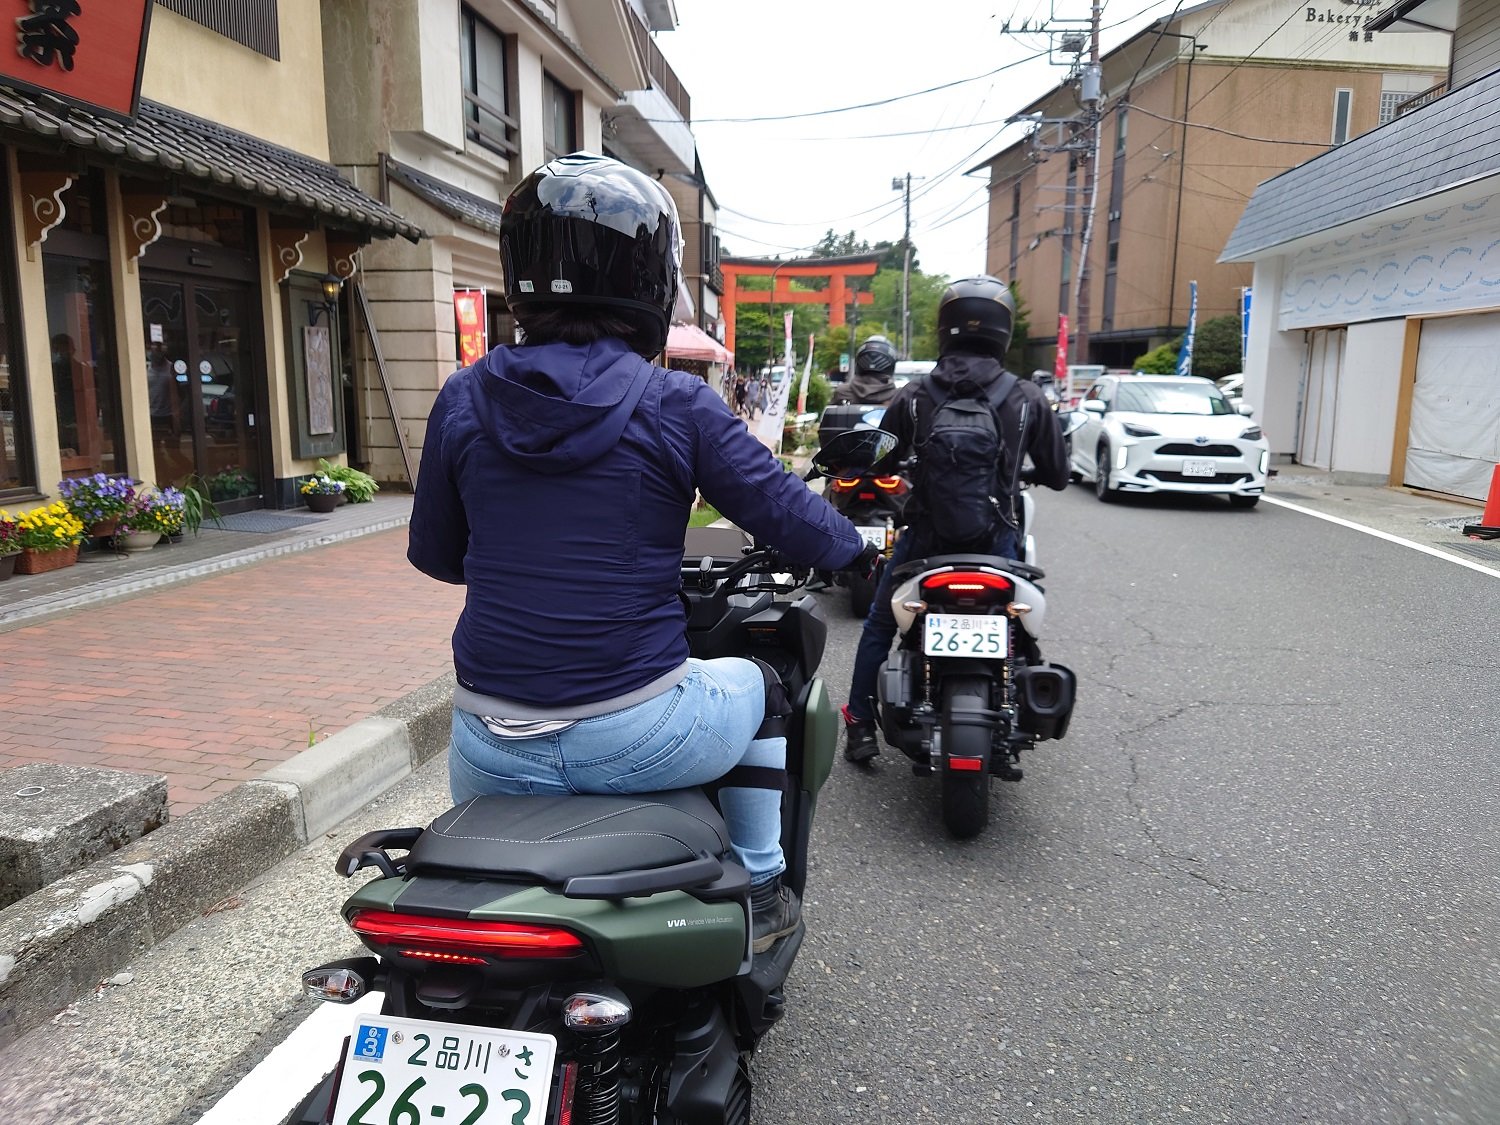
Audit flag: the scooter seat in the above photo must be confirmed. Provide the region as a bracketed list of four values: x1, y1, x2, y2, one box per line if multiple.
[891, 552, 1045, 582]
[403, 789, 732, 884]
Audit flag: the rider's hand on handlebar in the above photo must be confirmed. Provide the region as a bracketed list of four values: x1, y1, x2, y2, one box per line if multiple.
[853, 542, 882, 580]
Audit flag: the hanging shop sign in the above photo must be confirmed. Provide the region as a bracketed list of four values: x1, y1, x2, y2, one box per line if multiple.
[1, 0, 154, 120]
[454, 289, 487, 368]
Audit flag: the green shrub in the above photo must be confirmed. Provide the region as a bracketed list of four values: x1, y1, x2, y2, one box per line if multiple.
[317, 458, 380, 503]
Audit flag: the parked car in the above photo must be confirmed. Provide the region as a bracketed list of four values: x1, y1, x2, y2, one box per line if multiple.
[1067, 373, 1268, 508]
[1217, 372, 1245, 404]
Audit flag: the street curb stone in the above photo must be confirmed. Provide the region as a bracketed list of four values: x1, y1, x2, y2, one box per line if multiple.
[0, 675, 454, 1050]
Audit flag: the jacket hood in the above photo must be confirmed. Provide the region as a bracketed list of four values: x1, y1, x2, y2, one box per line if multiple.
[473, 338, 652, 474]
[931, 352, 1007, 396]
[844, 371, 896, 399]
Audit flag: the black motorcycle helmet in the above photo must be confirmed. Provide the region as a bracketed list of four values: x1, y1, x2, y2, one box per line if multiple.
[936, 275, 1015, 361]
[500, 152, 682, 357]
[854, 334, 898, 376]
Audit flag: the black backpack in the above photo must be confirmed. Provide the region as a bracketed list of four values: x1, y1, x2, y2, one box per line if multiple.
[913, 372, 1018, 549]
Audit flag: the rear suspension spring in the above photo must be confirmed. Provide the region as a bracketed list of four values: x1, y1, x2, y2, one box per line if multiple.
[573, 1025, 624, 1125]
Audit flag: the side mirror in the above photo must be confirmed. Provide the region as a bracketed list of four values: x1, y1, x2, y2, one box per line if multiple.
[1061, 411, 1089, 437]
[1236, 401, 1254, 416]
[1081, 399, 1106, 415]
[812, 428, 899, 478]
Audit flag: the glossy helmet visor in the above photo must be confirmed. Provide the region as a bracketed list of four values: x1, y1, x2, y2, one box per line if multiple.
[937, 275, 1015, 361]
[854, 334, 898, 375]
[500, 152, 683, 356]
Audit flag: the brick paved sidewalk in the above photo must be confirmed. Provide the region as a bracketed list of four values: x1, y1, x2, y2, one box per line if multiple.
[0, 529, 464, 814]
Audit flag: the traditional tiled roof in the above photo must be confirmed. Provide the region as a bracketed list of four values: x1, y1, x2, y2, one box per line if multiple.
[1222, 71, 1500, 261]
[384, 158, 504, 236]
[0, 86, 424, 241]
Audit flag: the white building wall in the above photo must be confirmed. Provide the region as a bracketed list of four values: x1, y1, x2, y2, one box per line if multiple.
[1453, 0, 1500, 87]
[1245, 256, 1306, 460]
[1332, 319, 1407, 475]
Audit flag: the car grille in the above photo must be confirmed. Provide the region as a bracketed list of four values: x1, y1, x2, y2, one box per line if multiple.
[1145, 471, 1252, 484]
[1155, 443, 1243, 457]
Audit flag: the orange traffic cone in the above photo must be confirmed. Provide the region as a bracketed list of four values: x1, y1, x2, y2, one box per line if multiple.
[1463, 463, 1500, 539]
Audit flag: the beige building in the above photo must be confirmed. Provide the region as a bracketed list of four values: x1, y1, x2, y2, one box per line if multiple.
[321, 0, 706, 486]
[976, 0, 1449, 371]
[0, 2, 419, 513]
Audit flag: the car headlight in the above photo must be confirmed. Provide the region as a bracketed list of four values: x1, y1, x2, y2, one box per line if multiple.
[1122, 423, 1160, 438]
[1240, 426, 1262, 441]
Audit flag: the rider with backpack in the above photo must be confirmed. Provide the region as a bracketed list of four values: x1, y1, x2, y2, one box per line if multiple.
[841, 275, 1070, 764]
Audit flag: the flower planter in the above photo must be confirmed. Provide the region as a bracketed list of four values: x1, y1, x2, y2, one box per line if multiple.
[15, 544, 81, 575]
[0, 553, 16, 581]
[116, 529, 162, 555]
[88, 517, 121, 539]
[304, 493, 339, 514]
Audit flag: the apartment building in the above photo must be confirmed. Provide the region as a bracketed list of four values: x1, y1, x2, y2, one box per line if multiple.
[974, 0, 1448, 372]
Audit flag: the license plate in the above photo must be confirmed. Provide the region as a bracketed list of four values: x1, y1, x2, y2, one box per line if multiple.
[923, 614, 1008, 657]
[855, 525, 887, 549]
[334, 1015, 557, 1125]
[1182, 459, 1217, 477]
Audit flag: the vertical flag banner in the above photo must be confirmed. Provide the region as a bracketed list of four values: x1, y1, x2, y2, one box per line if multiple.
[1054, 314, 1069, 398]
[1175, 281, 1199, 377]
[1240, 287, 1252, 372]
[454, 290, 487, 367]
[796, 334, 815, 417]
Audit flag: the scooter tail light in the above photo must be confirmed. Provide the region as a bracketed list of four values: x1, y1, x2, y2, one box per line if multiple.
[921, 571, 1013, 593]
[873, 476, 906, 492]
[832, 478, 861, 491]
[348, 909, 585, 959]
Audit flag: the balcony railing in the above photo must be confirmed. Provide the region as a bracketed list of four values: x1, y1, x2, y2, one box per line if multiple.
[625, 8, 691, 123]
[1396, 81, 1448, 117]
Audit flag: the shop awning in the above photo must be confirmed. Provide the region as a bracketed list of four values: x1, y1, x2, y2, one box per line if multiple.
[666, 323, 733, 365]
[384, 158, 503, 235]
[0, 86, 424, 242]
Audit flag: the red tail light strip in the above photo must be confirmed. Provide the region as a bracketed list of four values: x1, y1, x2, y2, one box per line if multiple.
[921, 571, 1013, 593]
[873, 477, 906, 491]
[350, 910, 585, 959]
[948, 757, 984, 771]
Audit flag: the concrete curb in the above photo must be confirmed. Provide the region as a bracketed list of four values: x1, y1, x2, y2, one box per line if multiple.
[0, 673, 454, 1049]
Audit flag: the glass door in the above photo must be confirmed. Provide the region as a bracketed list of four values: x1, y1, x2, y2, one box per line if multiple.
[141, 276, 264, 509]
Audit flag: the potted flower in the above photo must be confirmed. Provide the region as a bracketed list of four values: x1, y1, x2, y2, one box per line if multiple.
[117, 487, 183, 554]
[58, 473, 137, 539]
[298, 472, 345, 513]
[0, 512, 19, 581]
[13, 501, 86, 574]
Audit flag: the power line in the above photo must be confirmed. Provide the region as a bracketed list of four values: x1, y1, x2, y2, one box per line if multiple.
[1127, 103, 1329, 145]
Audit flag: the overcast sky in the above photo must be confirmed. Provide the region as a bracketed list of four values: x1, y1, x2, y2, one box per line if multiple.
[662, 0, 1183, 280]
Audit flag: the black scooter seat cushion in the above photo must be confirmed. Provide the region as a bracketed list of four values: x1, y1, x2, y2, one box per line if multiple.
[405, 790, 731, 884]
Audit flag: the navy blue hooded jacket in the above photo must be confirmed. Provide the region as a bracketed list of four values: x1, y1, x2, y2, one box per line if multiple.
[408, 337, 863, 708]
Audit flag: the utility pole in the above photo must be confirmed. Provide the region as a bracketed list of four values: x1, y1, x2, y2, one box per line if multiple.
[1071, 0, 1103, 368]
[892, 173, 915, 357]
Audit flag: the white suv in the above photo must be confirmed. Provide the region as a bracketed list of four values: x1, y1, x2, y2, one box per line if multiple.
[1068, 374, 1269, 508]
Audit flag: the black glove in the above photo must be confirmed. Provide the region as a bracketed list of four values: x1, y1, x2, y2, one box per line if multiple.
[852, 542, 883, 580]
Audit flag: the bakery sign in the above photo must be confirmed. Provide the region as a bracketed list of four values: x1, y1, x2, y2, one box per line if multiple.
[2, 0, 155, 120]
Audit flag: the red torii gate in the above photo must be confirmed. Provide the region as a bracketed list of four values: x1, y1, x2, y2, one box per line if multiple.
[721, 252, 883, 362]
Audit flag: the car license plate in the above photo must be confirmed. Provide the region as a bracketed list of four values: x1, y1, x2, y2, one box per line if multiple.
[333, 1015, 556, 1125]
[923, 614, 1008, 657]
[855, 525, 887, 549]
[1182, 459, 1217, 477]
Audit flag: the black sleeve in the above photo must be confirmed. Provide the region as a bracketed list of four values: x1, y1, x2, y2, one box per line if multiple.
[881, 383, 918, 456]
[1024, 386, 1071, 491]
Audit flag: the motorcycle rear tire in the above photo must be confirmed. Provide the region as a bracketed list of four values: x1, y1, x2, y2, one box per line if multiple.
[939, 675, 992, 839]
[848, 569, 875, 619]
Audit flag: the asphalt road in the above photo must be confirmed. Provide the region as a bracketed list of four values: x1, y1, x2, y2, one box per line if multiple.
[3, 482, 1497, 1124]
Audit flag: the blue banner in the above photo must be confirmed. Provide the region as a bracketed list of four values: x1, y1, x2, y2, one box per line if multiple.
[1175, 280, 1198, 377]
[1240, 286, 1252, 371]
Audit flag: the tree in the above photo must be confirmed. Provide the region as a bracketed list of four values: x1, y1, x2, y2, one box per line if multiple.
[1188, 315, 1242, 380]
[1132, 342, 1179, 374]
[1006, 282, 1031, 373]
[732, 274, 828, 374]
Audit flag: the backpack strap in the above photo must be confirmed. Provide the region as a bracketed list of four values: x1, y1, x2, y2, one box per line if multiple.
[914, 370, 1019, 446]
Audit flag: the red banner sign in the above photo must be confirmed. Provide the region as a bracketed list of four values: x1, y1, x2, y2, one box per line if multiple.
[454, 290, 487, 368]
[0, 0, 154, 120]
[1054, 314, 1069, 386]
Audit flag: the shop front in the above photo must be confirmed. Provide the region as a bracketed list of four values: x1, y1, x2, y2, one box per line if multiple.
[0, 89, 421, 513]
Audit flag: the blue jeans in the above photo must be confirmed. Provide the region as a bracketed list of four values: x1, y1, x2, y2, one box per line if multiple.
[846, 525, 1019, 724]
[449, 657, 785, 886]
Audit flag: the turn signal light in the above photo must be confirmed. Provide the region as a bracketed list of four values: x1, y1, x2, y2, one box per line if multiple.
[349, 910, 585, 960]
[921, 572, 1013, 593]
[302, 966, 370, 1004]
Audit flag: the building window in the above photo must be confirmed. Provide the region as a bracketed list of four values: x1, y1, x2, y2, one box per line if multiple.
[1114, 104, 1129, 154]
[1107, 240, 1119, 270]
[461, 7, 517, 157]
[544, 74, 578, 161]
[1378, 90, 1407, 125]
[1332, 88, 1353, 145]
